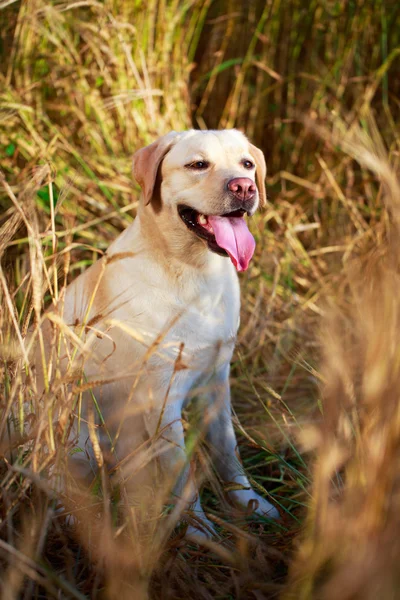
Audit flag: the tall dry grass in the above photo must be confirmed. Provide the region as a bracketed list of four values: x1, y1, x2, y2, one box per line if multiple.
[285, 120, 400, 599]
[1, 0, 400, 598]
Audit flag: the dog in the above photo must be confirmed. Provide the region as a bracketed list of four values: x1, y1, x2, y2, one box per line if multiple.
[36, 129, 279, 538]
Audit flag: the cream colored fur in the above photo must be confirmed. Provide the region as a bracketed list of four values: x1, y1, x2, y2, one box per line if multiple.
[38, 129, 279, 538]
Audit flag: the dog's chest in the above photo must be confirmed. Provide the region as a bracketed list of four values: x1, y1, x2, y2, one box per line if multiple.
[101, 263, 240, 371]
[69, 257, 241, 384]
[173, 290, 237, 363]
[145, 273, 240, 370]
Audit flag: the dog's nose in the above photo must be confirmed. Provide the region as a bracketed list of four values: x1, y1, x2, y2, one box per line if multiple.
[227, 177, 256, 201]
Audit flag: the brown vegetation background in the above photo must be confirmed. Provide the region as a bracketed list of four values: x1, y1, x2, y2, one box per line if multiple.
[1, 1, 400, 598]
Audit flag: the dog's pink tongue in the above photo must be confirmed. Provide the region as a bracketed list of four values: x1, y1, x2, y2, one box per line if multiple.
[207, 215, 256, 272]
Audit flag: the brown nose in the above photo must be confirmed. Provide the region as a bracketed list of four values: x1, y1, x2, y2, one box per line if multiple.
[227, 177, 256, 201]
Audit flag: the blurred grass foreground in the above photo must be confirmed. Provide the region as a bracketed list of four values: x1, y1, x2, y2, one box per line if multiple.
[1, 1, 400, 598]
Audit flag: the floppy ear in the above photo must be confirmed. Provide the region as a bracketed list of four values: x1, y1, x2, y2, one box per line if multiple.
[249, 143, 267, 207]
[132, 131, 180, 205]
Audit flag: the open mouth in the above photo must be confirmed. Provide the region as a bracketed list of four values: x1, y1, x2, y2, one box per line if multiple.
[178, 205, 256, 272]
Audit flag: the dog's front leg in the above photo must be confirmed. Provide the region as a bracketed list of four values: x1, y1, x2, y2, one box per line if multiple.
[143, 402, 217, 540]
[206, 366, 279, 520]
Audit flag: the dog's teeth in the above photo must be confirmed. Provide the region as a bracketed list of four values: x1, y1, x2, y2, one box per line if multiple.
[198, 214, 207, 225]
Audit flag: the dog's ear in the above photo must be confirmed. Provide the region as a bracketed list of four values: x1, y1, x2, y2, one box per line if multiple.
[132, 131, 180, 205]
[249, 143, 267, 207]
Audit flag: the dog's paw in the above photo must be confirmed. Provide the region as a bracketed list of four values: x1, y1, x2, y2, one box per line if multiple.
[228, 489, 280, 520]
[184, 514, 219, 544]
[250, 494, 280, 520]
[54, 502, 79, 527]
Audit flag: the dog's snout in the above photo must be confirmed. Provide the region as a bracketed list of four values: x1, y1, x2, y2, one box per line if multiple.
[227, 177, 256, 201]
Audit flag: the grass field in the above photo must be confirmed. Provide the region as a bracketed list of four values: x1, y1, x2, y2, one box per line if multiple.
[1, 1, 400, 598]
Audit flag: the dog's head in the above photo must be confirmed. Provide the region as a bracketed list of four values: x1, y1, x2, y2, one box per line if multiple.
[132, 129, 267, 271]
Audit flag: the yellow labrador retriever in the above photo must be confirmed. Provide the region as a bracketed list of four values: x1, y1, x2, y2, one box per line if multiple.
[38, 129, 279, 537]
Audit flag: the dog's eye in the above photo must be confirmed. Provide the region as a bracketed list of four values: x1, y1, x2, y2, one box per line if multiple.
[186, 161, 209, 170]
[242, 159, 255, 169]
